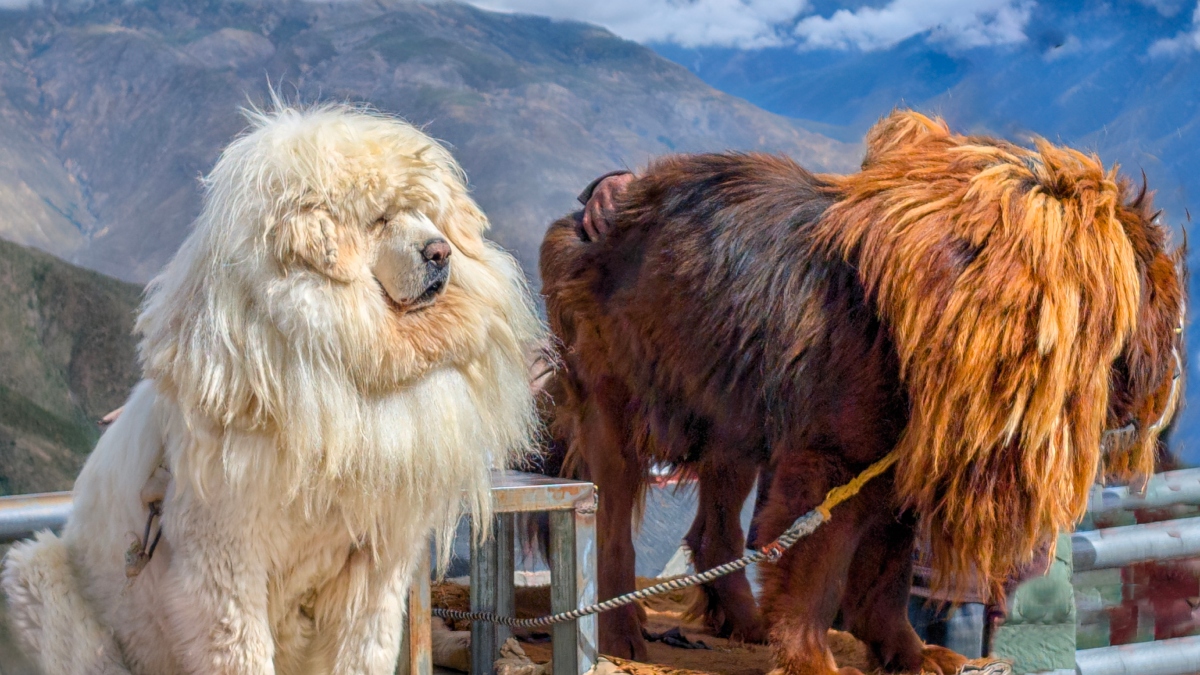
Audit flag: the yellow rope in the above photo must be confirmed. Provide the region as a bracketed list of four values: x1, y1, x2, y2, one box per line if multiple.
[814, 449, 902, 520]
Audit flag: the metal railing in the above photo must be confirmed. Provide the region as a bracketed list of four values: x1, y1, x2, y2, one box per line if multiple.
[0, 491, 71, 543]
[1069, 467, 1200, 675]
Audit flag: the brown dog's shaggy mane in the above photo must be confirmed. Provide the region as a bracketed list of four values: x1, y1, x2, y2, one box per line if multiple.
[814, 112, 1186, 597]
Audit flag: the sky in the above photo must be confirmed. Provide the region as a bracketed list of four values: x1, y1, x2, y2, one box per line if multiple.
[3, 0, 1196, 55]
[466, 0, 1199, 53]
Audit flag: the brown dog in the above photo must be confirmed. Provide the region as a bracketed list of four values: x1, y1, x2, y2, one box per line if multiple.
[540, 111, 1185, 674]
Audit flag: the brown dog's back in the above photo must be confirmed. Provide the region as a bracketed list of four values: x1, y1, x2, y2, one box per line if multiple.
[541, 153, 906, 469]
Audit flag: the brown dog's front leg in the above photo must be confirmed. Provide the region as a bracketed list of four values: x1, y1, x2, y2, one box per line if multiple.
[756, 454, 869, 675]
[840, 500, 966, 675]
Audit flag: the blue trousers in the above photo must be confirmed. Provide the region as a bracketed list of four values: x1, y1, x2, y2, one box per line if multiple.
[907, 597, 987, 658]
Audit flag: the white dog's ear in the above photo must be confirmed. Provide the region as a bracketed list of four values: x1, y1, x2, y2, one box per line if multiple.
[273, 207, 340, 273]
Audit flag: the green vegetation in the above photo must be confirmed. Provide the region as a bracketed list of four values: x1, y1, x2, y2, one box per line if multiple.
[0, 238, 142, 494]
[0, 384, 97, 456]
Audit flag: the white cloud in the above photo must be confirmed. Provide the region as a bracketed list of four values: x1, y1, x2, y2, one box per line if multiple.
[464, 0, 810, 49]
[0, 0, 36, 8]
[1137, 0, 1188, 17]
[1149, 1, 1200, 56]
[792, 0, 1034, 51]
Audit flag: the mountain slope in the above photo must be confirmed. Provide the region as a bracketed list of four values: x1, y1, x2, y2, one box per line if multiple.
[0, 237, 142, 495]
[0, 0, 859, 283]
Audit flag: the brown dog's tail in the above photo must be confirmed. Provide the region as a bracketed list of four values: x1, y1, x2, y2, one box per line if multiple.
[2, 531, 131, 674]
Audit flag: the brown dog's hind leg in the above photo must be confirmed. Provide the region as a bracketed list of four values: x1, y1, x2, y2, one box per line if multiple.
[580, 376, 649, 661]
[684, 453, 765, 643]
[839, 489, 967, 675]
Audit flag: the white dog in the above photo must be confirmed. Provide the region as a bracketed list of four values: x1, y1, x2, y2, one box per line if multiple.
[2, 104, 543, 674]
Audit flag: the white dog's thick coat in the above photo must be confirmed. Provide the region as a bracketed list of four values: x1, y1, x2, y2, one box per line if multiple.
[2, 106, 541, 675]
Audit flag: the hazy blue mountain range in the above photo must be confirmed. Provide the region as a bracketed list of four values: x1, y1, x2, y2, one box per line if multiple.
[652, 0, 1200, 463]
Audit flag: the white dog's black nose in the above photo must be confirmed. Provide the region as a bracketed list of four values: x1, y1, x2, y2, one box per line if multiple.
[422, 239, 451, 268]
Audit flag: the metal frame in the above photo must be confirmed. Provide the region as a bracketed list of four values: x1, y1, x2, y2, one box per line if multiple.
[1072, 515, 1200, 572]
[466, 471, 598, 675]
[1075, 635, 1200, 675]
[20, 467, 1200, 675]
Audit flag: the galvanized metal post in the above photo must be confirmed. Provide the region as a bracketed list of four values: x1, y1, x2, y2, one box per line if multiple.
[495, 513, 515, 648]
[1087, 468, 1200, 514]
[573, 493, 598, 675]
[1073, 516, 1200, 571]
[549, 509, 578, 675]
[471, 518, 499, 675]
[0, 491, 73, 542]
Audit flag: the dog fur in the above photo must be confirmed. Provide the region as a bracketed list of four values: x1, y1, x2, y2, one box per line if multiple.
[2, 104, 543, 675]
[540, 110, 1184, 674]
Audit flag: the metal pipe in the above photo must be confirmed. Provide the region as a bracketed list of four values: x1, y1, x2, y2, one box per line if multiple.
[1075, 635, 1200, 675]
[0, 491, 72, 543]
[1088, 468, 1200, 514]
[1072, 516, 1200, 571]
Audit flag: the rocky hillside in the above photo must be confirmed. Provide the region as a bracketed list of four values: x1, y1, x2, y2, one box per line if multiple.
[0, 237, 141, 495]
[0, 0, 858, 284]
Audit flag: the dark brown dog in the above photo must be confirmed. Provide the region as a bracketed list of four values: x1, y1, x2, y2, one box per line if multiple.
[540, 111, 1185, 674]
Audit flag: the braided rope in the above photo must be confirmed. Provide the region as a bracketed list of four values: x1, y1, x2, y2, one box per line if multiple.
[431, 449, 900, 628]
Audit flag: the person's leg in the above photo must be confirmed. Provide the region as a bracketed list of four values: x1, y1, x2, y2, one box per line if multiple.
[907, 596, 935, 643]
[942, 603, 986, 659]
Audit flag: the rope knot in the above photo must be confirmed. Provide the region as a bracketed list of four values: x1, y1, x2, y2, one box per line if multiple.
[759, 541, 786, 562]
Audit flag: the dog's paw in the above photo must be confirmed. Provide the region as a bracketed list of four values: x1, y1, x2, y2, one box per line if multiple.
[431, 617, 471, 672]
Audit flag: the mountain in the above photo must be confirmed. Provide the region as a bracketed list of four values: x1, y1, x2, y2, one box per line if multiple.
[651, 0, 1200, 464]
[0, 0, 859, 285]
[0, 0, 859, 488]
[0, 237, 141, 496]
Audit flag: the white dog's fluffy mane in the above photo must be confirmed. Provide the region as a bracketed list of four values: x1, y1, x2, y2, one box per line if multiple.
[136, 103, 543, 553]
